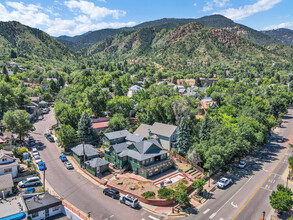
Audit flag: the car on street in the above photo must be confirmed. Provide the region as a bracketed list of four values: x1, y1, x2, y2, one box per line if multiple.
[47, 136, 55, 142]
[60, 155, 67, 162]
[238, 161, 246, 168]
[29, 136, 34, 141]
[38, 115, 44, 120]
[34, 155, 41, 160]
[277, 137, 284, 143]
[64, 161, 73, 169]
[38, 162, 47, 171]
[32, 148, 38, 153]
[103, 188, 120, 199]
[120, 195, 139, 208]
[32, 152, 39, 157]
[18, 177, 41, 188]
[44, 133, 51, 138]
[217, 177, 233, 188]
[35, 159, 42, 164]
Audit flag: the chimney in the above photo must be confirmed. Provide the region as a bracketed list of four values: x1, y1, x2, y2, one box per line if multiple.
[148, 129, 151, 136]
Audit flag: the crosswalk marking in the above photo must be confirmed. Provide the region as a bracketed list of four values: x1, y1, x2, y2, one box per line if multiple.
[203, 209, 210, 214]
[209, 213, 217, 219]
[148, 215, 160, 220]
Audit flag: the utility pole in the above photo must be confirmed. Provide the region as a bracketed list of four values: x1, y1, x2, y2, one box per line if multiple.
[43, 169, 46, 192]
[83, 140, 86, 169]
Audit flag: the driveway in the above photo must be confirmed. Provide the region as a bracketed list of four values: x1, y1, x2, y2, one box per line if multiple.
[30, 109, 164, 220]
[184, 107, 293, 220]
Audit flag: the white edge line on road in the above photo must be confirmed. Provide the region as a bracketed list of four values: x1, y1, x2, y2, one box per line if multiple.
[148, 215, 160, 220]
[203, 208, 210, 214]
[209, 213, 217, 219]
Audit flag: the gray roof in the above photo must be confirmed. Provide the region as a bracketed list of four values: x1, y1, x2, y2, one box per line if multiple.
[118, 139, 165, 161]
[179, 89, 186, 93]
[125, 133, 144, 143]
[71, 144, 99, 157]
[24, 193, 62, 214]
[0, 174, 13, 190]
[104, 130, 130, 140]
[134, 124, 153, 138]
[201, 97, 213, 102]
[85, 158, 109, 168]
[112, 142, 129, 154]
[150, 122, 177, 138]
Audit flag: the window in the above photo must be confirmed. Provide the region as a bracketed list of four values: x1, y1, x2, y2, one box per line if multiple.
[4, 168, 12, 173]
[32, 212, 39, 218]
[142, 160, 145, 165]
[2, 158, 7, 162]
[52, 205, 61, 211]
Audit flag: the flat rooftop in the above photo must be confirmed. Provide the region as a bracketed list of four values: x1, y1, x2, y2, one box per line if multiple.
[0, 196, 26, 219]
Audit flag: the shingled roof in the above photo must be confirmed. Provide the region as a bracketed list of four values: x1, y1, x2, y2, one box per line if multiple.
[0, 174, 13, 190]
[104, 130, 130, 140]
[71, 144, 99, 157]
[85, 158, 109, 168]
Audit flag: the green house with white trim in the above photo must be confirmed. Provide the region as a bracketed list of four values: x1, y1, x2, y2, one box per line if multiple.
[71, 144, 101, 164]
[105, 139, 174, 178]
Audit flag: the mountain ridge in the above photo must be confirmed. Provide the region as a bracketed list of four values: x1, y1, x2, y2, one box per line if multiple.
[262, 28, 293, 45]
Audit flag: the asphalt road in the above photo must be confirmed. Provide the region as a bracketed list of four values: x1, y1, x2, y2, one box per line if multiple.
[30, 108, 163, 220]
[186, 107, 293, 220]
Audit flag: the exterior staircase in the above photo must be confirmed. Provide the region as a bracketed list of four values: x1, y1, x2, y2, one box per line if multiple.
[184, 168, 205, 181]
[120, 164, 129, 174]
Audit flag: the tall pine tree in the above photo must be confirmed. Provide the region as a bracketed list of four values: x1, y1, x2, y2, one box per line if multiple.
[199, 114, 212, 141]
[176, 118, 192, 156]
[78, 111, 93, 142]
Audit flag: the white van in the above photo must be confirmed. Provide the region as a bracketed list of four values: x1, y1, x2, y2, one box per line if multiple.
[18, 177, 41, 188]
[119, 195, 139, 208]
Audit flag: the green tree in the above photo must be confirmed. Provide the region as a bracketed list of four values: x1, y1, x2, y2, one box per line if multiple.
[107, 113, 129, 132]
[56, 125, 77, 151]
[10, 49, 17, 58]
[270, 184, 293, 213]
[3, 110, 32, 141]
[78, 111, 93, 141]
[176, 118, 192, 156]
[199, 114, 213, 141]
[114, 78, 124, 96]
[107, 96, 134, 117]
[175, 189, 190, 208]
[85, 85, 108, 117]
[192, 178, 206, 195]
[58, 108, 81, 130]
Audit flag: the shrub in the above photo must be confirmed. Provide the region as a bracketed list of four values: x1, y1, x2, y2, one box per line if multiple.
[192, 178, 206, 195]
[158, 188, 174, 200]
[142, 191, 155, 199]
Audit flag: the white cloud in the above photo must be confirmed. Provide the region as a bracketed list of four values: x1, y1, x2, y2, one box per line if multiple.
[203, 2, 213, 12]
[64, 0, 126, 20]
[263, 22, 293, 30]
[213, 0, 229, 7]
[215, 0, 282, 20]
[0, 1, 136, 36]
[193, 2, 197, 7]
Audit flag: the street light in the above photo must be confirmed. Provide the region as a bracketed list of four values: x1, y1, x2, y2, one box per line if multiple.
[262, 211, 265, 220]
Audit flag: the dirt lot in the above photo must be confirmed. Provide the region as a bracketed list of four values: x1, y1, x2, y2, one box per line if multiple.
[110, 178, 160, 199]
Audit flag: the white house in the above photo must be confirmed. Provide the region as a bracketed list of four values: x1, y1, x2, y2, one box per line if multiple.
[0, 149, 19, 178]
[0, 174, 14, 199]
[127, 85, 144, 97]
[24, 193, 62, 220]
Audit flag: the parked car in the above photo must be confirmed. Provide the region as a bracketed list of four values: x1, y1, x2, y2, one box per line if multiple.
[32, 152, 39, 157]
[64, 161, 73, 169]
[35, 159, 42, 164]
[47, 136, 55, 142]
[34, 155, 41, 160]
[277, 137, 284, 143]
[120, 195, 139, 208]
[42, 108, 49, 114]
[103, 188, 120, 199]
[38, 115, 44, 120]
[60, 155, 67, 162]
[29, 136, 34, 141]
[32, 148, 38, 153]
[18, 177, 41, 188]
[38, 162, 47, 171]
[44, 133, 51, 138]
[217, 177, 233, 189]
[238, 161, 246, 168]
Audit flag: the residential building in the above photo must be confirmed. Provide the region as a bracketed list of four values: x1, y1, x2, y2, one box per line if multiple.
[105, 139, 173, 178]
[91, 117, 110, 132]
[0, 174, 14, 199]
[0, 149, 19, 178]
[127, 85, 144, 97]
[134, 122, 178, 151]
[102, 130, 130, 146]
[24, 193, 62, 220]
[0, 196, 27, 220]
[71, 144, 101, 164]
[177, 79, 196, 86]
[183, 87, 198, 99]
[85, 158, 109, 176]
[196, 97, 217, 119]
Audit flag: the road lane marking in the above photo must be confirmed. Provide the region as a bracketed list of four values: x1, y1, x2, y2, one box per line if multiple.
[231, 201, 238, 208]
[148, 215, 160, 220]
[110, 215, 114, 218]
[203, 209, 210, 214]
[209, 213, 217, 219]
[219, 218, 224, 220]
[260, 187, 272, 192]
[232, 146, 290, 220]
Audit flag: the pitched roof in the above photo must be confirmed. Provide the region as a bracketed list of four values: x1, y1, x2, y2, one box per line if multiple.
[112, 142, 129, 154]
[85, 158, 109, 168]
[104, 130, 130, 140]
[24, 193, 62, 214]
[0, 174, 13, 190]
[134, 124, 152, 138]
[71, 144, 99, 157]
[0, 149, 15, 161]
[150, 122, 177, 138]
[125, 133, 144, 143]
[92, 121, 109, 129]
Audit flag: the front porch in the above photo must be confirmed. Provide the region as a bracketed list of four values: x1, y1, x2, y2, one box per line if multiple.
[141, 158, 174, 178]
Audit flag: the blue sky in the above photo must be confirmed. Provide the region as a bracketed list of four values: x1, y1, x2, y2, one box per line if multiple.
[0, 0, 292, 36]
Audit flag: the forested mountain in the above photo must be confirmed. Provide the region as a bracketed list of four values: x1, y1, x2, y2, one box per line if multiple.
[262, 28, 293, 45]
[82, 22, 290, 70]
[56, 15, 279, 51]
[0, 21, 75, 60]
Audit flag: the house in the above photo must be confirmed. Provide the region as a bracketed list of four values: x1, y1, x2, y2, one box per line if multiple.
[196, 97, 217, 119]
[91, 118, 110, 132]
[127, 85, 144, 97]
[38, 101, 48, 108]
[0, 174, 14, 199]
[0, 149, 19, 178]
[24, 193, 62, 220]
[177, 79, 196, 87]
[134, 122, 178, 151]
[0, 196, 27, 220]
[105, 139, 173, 178]
[168, 83, 176, 88]
[183, 87, 198, 99]
[85, 158, 109, 176]
[71, 144, 101, 164]
[102, 130, 130, 146]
